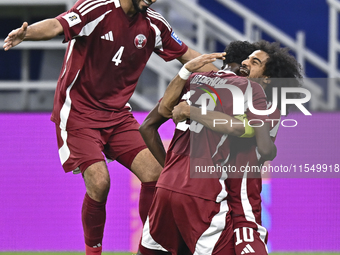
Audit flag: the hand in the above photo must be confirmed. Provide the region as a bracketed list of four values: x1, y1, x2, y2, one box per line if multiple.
[172, 101, 190, 125]
[3, 22, 28, 51]
[184, 52, 226, 73]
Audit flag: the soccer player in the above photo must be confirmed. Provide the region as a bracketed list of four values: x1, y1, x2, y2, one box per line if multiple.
[138, 41, 277, 255]
[3, 0, 218, 254]
[138, 41, 302, 255]
[223, 41, 302, 254]
[162, 42, 302, 254]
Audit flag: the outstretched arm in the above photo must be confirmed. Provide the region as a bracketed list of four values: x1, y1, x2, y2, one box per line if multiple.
[159, 52, 226, 118]
[3, 19, 63, 51]
[139, 103, 169, 167]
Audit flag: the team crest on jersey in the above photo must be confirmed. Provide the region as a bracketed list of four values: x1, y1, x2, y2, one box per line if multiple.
[134, 34, 147, 49]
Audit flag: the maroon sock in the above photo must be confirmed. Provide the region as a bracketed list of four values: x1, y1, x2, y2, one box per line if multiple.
[82, 193, 106, 249]
[139, 181, 157, 224]
[85, 244, 102, 255]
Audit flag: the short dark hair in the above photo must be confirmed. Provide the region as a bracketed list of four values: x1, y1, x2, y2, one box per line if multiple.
[253, 40, 303, 112]
[222, 41, 257, 66]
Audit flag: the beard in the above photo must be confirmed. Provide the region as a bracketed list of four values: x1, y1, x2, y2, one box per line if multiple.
[131, 0, 148, 13]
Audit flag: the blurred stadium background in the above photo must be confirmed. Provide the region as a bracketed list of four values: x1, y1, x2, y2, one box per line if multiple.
[0, 0, 339, 254]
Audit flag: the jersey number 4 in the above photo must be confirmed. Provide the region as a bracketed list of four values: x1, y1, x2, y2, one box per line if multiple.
[112, 46, 124, 66]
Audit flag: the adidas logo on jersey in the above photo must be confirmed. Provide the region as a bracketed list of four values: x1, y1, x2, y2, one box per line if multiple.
[101, 31, 114, 41]
[241, 244, 255, 254]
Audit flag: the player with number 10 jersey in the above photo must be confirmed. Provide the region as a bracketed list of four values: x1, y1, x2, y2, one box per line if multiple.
[141, 69, 270, 254]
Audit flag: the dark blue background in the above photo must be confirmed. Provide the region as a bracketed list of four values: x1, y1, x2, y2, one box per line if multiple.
[0, 1, 332, 79]
[199, 0, 330, 77]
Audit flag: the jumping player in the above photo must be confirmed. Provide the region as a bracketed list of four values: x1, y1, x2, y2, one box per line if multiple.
[3, 0, 218, 254]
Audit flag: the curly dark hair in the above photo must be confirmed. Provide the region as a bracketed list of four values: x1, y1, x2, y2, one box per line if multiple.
[222, 41, 257, 67]
[253, 40, 304, 112]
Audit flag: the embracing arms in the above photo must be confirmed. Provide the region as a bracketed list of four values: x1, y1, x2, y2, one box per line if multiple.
[171, 102, 276, 161]
[159, 52, 226, 118]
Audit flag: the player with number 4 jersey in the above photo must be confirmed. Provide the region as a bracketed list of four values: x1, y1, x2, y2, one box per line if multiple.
[52, 0, 188, 130]
[3, 0, 216, 254]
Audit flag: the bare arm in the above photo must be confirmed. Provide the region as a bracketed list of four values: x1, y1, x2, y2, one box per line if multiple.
[139, 103, 169, 167]
[3, 19, 63, 51]
[158, 74, 186, 119]
[254, 123, 277, 161]
[172, 102, 246, 137]
[159, 52, 225, 118]
[172, 102, 275, 159]
[177, 47, 219, 72]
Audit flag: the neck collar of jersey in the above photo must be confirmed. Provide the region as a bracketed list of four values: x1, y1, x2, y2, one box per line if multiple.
[216, 69, 237, 75]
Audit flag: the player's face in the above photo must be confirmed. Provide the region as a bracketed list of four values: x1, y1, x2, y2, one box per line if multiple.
[240, 50, 269, 79]
[131, 0, 156, 13]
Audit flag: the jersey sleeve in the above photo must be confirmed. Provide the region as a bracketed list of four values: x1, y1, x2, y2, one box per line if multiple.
[56, 0, 111, 43]
[147, 9, 188, 61]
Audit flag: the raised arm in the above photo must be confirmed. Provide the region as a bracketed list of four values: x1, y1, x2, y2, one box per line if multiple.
[139, 103, 169, 167]
[159, 52, 226, 118]
[3, 19, 63, 51]
[177, 47, 220, 72]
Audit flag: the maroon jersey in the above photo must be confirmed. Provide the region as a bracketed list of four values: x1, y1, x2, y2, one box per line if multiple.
[225, 107, 280, 239]
[156, 70, 269, 202]
[51, 0, 188, 130]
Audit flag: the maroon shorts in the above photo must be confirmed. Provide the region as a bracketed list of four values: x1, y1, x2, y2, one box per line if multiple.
[55, 112, 147, 173]
[140, 188, 234, 255]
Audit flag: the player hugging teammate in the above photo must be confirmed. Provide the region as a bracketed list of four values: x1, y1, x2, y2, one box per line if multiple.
[138, 40, 302, 255]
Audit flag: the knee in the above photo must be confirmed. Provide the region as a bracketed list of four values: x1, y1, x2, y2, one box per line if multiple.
[88, 176, 110, 201]
[83, 162, 111, 202]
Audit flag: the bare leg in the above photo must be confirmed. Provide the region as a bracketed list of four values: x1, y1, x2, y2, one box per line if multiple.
[130, 148, 162, 182]
[83, 161, 110, 202]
